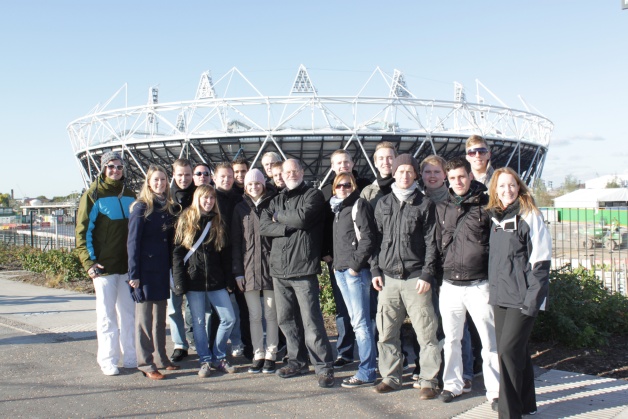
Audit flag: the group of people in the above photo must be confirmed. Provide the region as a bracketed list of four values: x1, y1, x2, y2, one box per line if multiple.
[75, 134, 552, 419]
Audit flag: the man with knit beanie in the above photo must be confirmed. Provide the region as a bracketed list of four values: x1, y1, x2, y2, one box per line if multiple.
[371, 154, 441, 398]
[76, 151, 137, 376]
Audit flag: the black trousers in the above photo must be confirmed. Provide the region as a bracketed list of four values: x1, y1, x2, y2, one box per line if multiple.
[493, 305, 537, 419]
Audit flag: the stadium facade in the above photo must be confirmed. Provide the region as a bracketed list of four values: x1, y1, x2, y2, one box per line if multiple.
[67, 65, 553, 191]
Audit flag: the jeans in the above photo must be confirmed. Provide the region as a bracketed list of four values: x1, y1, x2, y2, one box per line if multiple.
[440, 281, 499, 400]
[244, 290, 278, 360]
[334, 269, 376, 382]
[92, 273, 136, 370]
[461, 321, 474, 381]
[273, 275, 333, 375]
[186, 289, 235, 364]
[229, 293, 243, 349]
[328, 264, 355, 360]
[167, 291, 189, 350]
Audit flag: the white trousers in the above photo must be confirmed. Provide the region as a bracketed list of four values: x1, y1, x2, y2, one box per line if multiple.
[92, 273, 136, 369]
[440, 280, 500, 400]
[244, 290, 278, 361]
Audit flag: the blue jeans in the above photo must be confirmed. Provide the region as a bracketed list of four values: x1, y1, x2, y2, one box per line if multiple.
[328, 264, 355, 360]
[167, 291, 189, 350]
[273, 275, 333, 375]
[187, 289, 235, 364]
[461, 321, 474, 381]
[334, 269, 377, 382]
[229, 293, 243, 348]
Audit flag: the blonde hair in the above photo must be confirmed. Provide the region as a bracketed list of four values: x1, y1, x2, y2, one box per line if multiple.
[174, 185, 226, 251]
[465, 135, 490, 151]
[131, 165, 175, 218]
[420, 155, 446, 173]
[373, 141, 398, 162]
[486, 167, 539, 216]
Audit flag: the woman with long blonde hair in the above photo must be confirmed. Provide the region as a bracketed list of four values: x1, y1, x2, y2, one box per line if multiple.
[172, 185, 236, 378]
[127, 164, 179, 379]
[486, 167, 552, 417]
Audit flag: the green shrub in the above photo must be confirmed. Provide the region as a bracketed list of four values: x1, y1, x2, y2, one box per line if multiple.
[318, 262, 336, 316]
[533, 266, 628, 347]
[15, 246, 87, 282]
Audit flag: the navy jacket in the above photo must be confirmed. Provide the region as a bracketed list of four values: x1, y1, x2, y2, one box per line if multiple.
[127, 200, 175, 301]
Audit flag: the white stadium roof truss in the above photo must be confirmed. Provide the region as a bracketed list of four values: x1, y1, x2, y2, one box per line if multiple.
[67, 66, 553, 190]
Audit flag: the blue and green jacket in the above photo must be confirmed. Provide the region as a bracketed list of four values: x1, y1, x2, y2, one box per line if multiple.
[75, 174, 136, 275]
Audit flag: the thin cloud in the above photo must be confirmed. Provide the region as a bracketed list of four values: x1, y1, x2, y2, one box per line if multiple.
[551, 134, 605, 147]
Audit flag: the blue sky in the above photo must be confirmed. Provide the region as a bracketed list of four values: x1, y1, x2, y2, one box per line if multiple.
[1, 1, 626, 198]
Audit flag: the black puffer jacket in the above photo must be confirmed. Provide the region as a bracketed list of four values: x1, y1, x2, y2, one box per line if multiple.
[331, 190, 377, 272]
[172, 214, 232, 295]
[231, 191, 276, 291]
[435, 181, 490, 281]
[370, 187, 438, 284]
[259, 181, 325, 279]
[488, 200, 552, 317]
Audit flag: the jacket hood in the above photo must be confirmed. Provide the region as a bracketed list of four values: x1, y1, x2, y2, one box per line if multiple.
[448, 180, 487, 205]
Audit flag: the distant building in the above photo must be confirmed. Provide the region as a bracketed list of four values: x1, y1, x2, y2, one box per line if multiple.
[554, 188, 628, 209]
[584, 174, 628, 189]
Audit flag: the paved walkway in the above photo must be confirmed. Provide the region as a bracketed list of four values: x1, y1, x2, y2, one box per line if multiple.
[0, 271, 627, 418]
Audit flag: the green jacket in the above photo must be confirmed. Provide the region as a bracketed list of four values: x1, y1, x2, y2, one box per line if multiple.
[75, 175, 136, 275]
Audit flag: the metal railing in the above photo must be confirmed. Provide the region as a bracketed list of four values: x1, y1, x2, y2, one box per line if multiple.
[543, 207, 627, 295]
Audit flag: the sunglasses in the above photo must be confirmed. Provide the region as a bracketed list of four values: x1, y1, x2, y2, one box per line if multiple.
[194, 171, 210, 176]
[335, 183, 353, 190]
[467, 148, 489, 157]
[106, 164, 124, 170]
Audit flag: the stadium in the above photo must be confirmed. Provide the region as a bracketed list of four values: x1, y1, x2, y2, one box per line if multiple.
[67, 65, 553, 191]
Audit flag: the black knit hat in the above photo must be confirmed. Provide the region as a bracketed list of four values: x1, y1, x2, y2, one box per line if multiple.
[392, 154, 419, 177]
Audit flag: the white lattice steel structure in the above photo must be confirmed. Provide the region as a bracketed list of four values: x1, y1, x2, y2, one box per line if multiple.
[67, 65, 553, 191]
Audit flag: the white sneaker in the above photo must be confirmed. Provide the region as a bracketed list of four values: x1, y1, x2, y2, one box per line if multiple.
[231, 346, 244, 357]
[101, 365, 120, 376]
[198, 362, 211, 378]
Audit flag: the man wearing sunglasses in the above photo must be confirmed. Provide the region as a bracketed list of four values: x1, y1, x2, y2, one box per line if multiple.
[465, 135, 494, 187]
[193, 163, 212, 186]
[76, 151, 137, 376]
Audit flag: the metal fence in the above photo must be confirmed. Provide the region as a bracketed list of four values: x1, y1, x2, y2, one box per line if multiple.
[543, 207, 628, 295]
[2, 206, 626, 295]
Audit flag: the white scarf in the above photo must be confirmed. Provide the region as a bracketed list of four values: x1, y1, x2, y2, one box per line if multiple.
[391, 181, 418, 202]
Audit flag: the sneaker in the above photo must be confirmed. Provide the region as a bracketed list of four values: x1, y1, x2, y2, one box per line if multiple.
[198, 362, 211, 378]
[214, 359, 236, 374]
[101, 365, 120, 376]
[491, 398, 499, 412]
[262, 360, 276, 374]
[248, 359, 264, 374]
[170, 348, 188, 362]
[231, 345, 244, 357]
[463, 379, 472, 393]
[412, 364, 420, 381]
[332, 358, 353, 369]
[523, 411, 537, 416]
[318, 371, 335, 388]
[341, 376, 375, 388]
[276, 365, 308, 378]
[439, 390, 459, 403]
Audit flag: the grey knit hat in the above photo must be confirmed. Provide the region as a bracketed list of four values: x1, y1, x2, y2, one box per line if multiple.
[392, 154, 419, 177]
[100, 151, 123, 172]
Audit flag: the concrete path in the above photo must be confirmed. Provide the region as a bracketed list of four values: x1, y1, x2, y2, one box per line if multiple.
[1, 271, 627, 418]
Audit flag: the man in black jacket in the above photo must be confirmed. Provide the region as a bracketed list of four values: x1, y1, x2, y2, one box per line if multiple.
[371, 154, 441, 398]
[168, 158, 196, 362]
[435, 157, 499, 404]
[260, 159, 335, 388]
